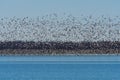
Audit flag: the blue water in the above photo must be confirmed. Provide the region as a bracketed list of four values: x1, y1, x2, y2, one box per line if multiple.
[0, 55, 120, 80]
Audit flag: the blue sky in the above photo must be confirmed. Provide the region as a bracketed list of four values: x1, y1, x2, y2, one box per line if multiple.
[0, 0, 120, 17]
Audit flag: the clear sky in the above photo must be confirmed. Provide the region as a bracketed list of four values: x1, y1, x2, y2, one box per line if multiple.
[0, 0, 120, 17]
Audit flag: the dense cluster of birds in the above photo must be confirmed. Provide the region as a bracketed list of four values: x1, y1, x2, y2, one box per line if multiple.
[0, 14, 120, 42]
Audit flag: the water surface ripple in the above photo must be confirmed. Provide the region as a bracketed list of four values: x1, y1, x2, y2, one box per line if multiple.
[0, 55, 120, 80]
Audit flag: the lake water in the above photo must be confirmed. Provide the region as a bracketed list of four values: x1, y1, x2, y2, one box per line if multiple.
[0, 55, 120, 80]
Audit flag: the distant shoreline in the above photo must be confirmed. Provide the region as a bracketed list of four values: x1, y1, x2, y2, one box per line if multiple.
[0, 41, 120, 56]
[0, 49, 120, 56]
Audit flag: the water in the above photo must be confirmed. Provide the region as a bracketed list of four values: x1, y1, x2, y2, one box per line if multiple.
[0, 55, 120, 80]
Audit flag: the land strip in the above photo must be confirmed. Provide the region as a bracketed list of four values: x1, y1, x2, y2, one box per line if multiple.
[0, 41, 120, 56]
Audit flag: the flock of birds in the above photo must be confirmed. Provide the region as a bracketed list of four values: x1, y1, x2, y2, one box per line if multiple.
[0, 14, 120, 42]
